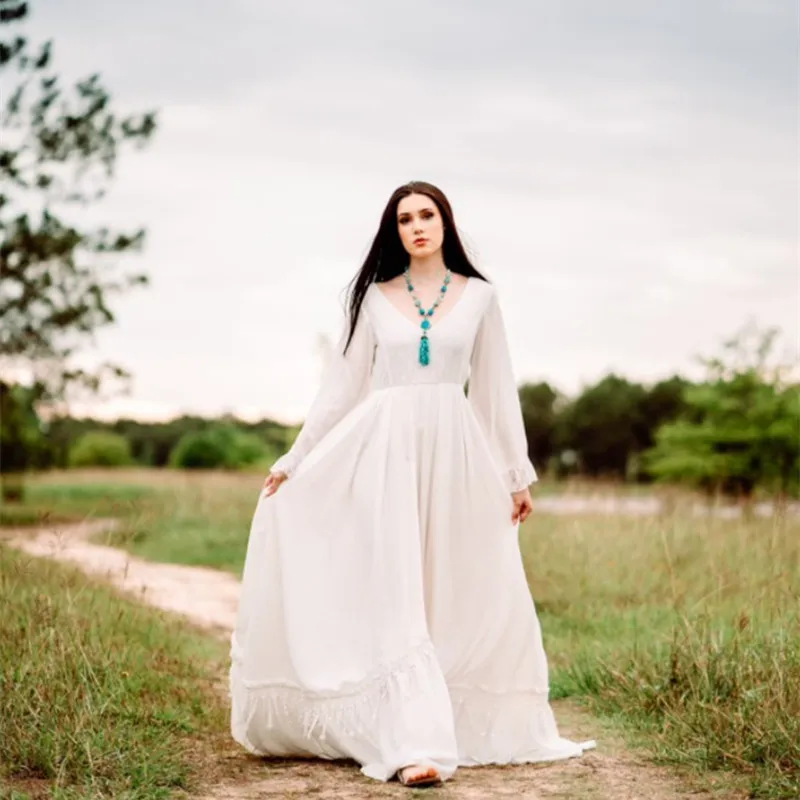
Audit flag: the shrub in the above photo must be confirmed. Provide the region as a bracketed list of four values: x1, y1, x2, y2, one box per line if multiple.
[168, 425, 273, 470]
[67, 431, 133, 468]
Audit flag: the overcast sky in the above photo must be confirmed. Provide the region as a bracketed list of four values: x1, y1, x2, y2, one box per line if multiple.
[17, 0, 799, 423]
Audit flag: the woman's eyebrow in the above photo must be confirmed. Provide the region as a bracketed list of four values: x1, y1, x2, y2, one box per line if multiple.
[398, 207, 435, 217]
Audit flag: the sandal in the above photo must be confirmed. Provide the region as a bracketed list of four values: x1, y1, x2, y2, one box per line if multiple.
[398, 764, 442, 787]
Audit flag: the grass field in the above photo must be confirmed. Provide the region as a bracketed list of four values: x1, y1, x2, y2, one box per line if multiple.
[0, 543, 230, 800]
[523, 512, 800, 798]
[2, 468, 798, 798]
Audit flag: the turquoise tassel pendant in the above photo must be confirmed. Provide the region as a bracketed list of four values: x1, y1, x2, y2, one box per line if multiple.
[419, 334, 430, 366]
[404, 267, 451, 367]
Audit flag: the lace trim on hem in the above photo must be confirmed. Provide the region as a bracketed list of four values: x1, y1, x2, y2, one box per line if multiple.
[230, 639, 595, 759]
[230, 638, 439, 746]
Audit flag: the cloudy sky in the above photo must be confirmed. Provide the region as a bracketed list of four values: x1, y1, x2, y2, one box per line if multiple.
[16, 0, 799, 423]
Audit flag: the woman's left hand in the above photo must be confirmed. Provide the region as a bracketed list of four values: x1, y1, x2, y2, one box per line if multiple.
[511, 488, 533, 524]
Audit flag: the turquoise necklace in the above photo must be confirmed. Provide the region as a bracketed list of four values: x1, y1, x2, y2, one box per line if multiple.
[403, 266, 452, 366]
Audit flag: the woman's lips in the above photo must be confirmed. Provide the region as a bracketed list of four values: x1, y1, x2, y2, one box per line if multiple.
[414, 238, 428, 245]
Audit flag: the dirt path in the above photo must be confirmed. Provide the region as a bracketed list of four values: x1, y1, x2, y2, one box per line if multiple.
[6, 519, 240, 637]
[4, 521, 734, 800]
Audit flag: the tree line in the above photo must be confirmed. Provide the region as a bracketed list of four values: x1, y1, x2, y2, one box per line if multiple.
[3, 320, 797, 501]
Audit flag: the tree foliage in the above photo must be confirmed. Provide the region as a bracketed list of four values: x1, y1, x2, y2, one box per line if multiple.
[68, 430, 133, 468]
[554, 374, 648, 478]
[0, 378, 45, 499]
[0, 0, 156, 400]
[168, 425, 278, 471]
[644, 324, 799, 497]
[518, 381, 562, 474]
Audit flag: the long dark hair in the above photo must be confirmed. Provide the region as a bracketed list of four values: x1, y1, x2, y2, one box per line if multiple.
[342, 181, 488, 353]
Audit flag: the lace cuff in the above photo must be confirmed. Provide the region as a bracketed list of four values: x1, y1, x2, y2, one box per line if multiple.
[507, 461, 538, 493]
[269, 452, 298, 479]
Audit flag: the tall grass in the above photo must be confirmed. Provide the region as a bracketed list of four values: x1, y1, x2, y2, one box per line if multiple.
[0, 545, 229, 799]
[524, 512, 800, 798]
[586, 621, 799, 798]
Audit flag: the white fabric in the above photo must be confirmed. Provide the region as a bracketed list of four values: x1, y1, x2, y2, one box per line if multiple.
[229, 277, 594, 782]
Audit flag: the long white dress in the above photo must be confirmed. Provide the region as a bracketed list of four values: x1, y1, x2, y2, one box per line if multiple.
[229, 276, 593, 782]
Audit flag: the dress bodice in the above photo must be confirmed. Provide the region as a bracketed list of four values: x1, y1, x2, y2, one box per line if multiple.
[365, 278, 487, 390]
[270, 275, 537, 493]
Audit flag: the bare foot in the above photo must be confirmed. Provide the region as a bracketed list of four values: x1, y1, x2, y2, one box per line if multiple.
[398, 764, 442, 787]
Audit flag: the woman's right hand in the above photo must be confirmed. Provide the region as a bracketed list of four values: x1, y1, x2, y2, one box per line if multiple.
[263, 470, 288, 497]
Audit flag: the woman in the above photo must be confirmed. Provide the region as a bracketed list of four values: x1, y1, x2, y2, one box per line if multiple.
[229, 181, 594, 787]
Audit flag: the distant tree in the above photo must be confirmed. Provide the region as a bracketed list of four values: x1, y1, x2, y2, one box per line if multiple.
[108, 416, 208, 467]
[240, 417, 297, 457]
[617, 375, 695, 482]
[556, 375, 647, 478]
[518, 381, 562, 475]
[0, 379, 45, 499]
[37, 414, 105, 468]
[644, 324, 800, 499]
[42, 414, 296, 470]
[68, 430, 133, 468]
[636, 376, 694, 448]
[0, 1, 156, 492]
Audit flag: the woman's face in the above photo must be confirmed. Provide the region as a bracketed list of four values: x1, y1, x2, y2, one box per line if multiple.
[396, 193, 445, 258]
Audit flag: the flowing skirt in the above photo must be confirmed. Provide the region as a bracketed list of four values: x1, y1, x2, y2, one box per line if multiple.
[229, 383, 592, 781]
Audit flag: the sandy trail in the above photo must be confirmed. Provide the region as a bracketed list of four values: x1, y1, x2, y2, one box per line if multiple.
[4, 520, 733, 799]
[7, 519, 240, 637]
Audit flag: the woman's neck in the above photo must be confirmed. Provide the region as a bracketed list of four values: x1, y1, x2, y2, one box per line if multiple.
[407, 254, 447, 284]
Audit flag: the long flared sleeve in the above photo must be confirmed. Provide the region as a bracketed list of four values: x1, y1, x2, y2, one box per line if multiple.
[468, 286, 538, 493]
[270, 305, 376, 478]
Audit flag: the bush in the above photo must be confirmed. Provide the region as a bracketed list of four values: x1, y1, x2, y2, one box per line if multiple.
[168, 425, 274, 470]
[67, 431, 133, 468]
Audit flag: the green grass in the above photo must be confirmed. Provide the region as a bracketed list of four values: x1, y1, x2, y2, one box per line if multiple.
[1, 470, 258, 574]
[0, 544, 229, 799]
[0, 480, 156, 529]
[4, 469, 799, 797]
[524, 513, 800, 799]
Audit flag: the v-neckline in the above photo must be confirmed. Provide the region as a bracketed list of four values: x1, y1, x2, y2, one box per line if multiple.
[372, 276, 474, 333]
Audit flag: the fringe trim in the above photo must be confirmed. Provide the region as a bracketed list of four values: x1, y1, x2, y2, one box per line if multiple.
[230, 638, 439, 751]
[230, 639, 596, 763]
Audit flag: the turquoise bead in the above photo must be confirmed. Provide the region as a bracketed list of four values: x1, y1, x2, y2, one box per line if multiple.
[421, 319, 431, 330]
